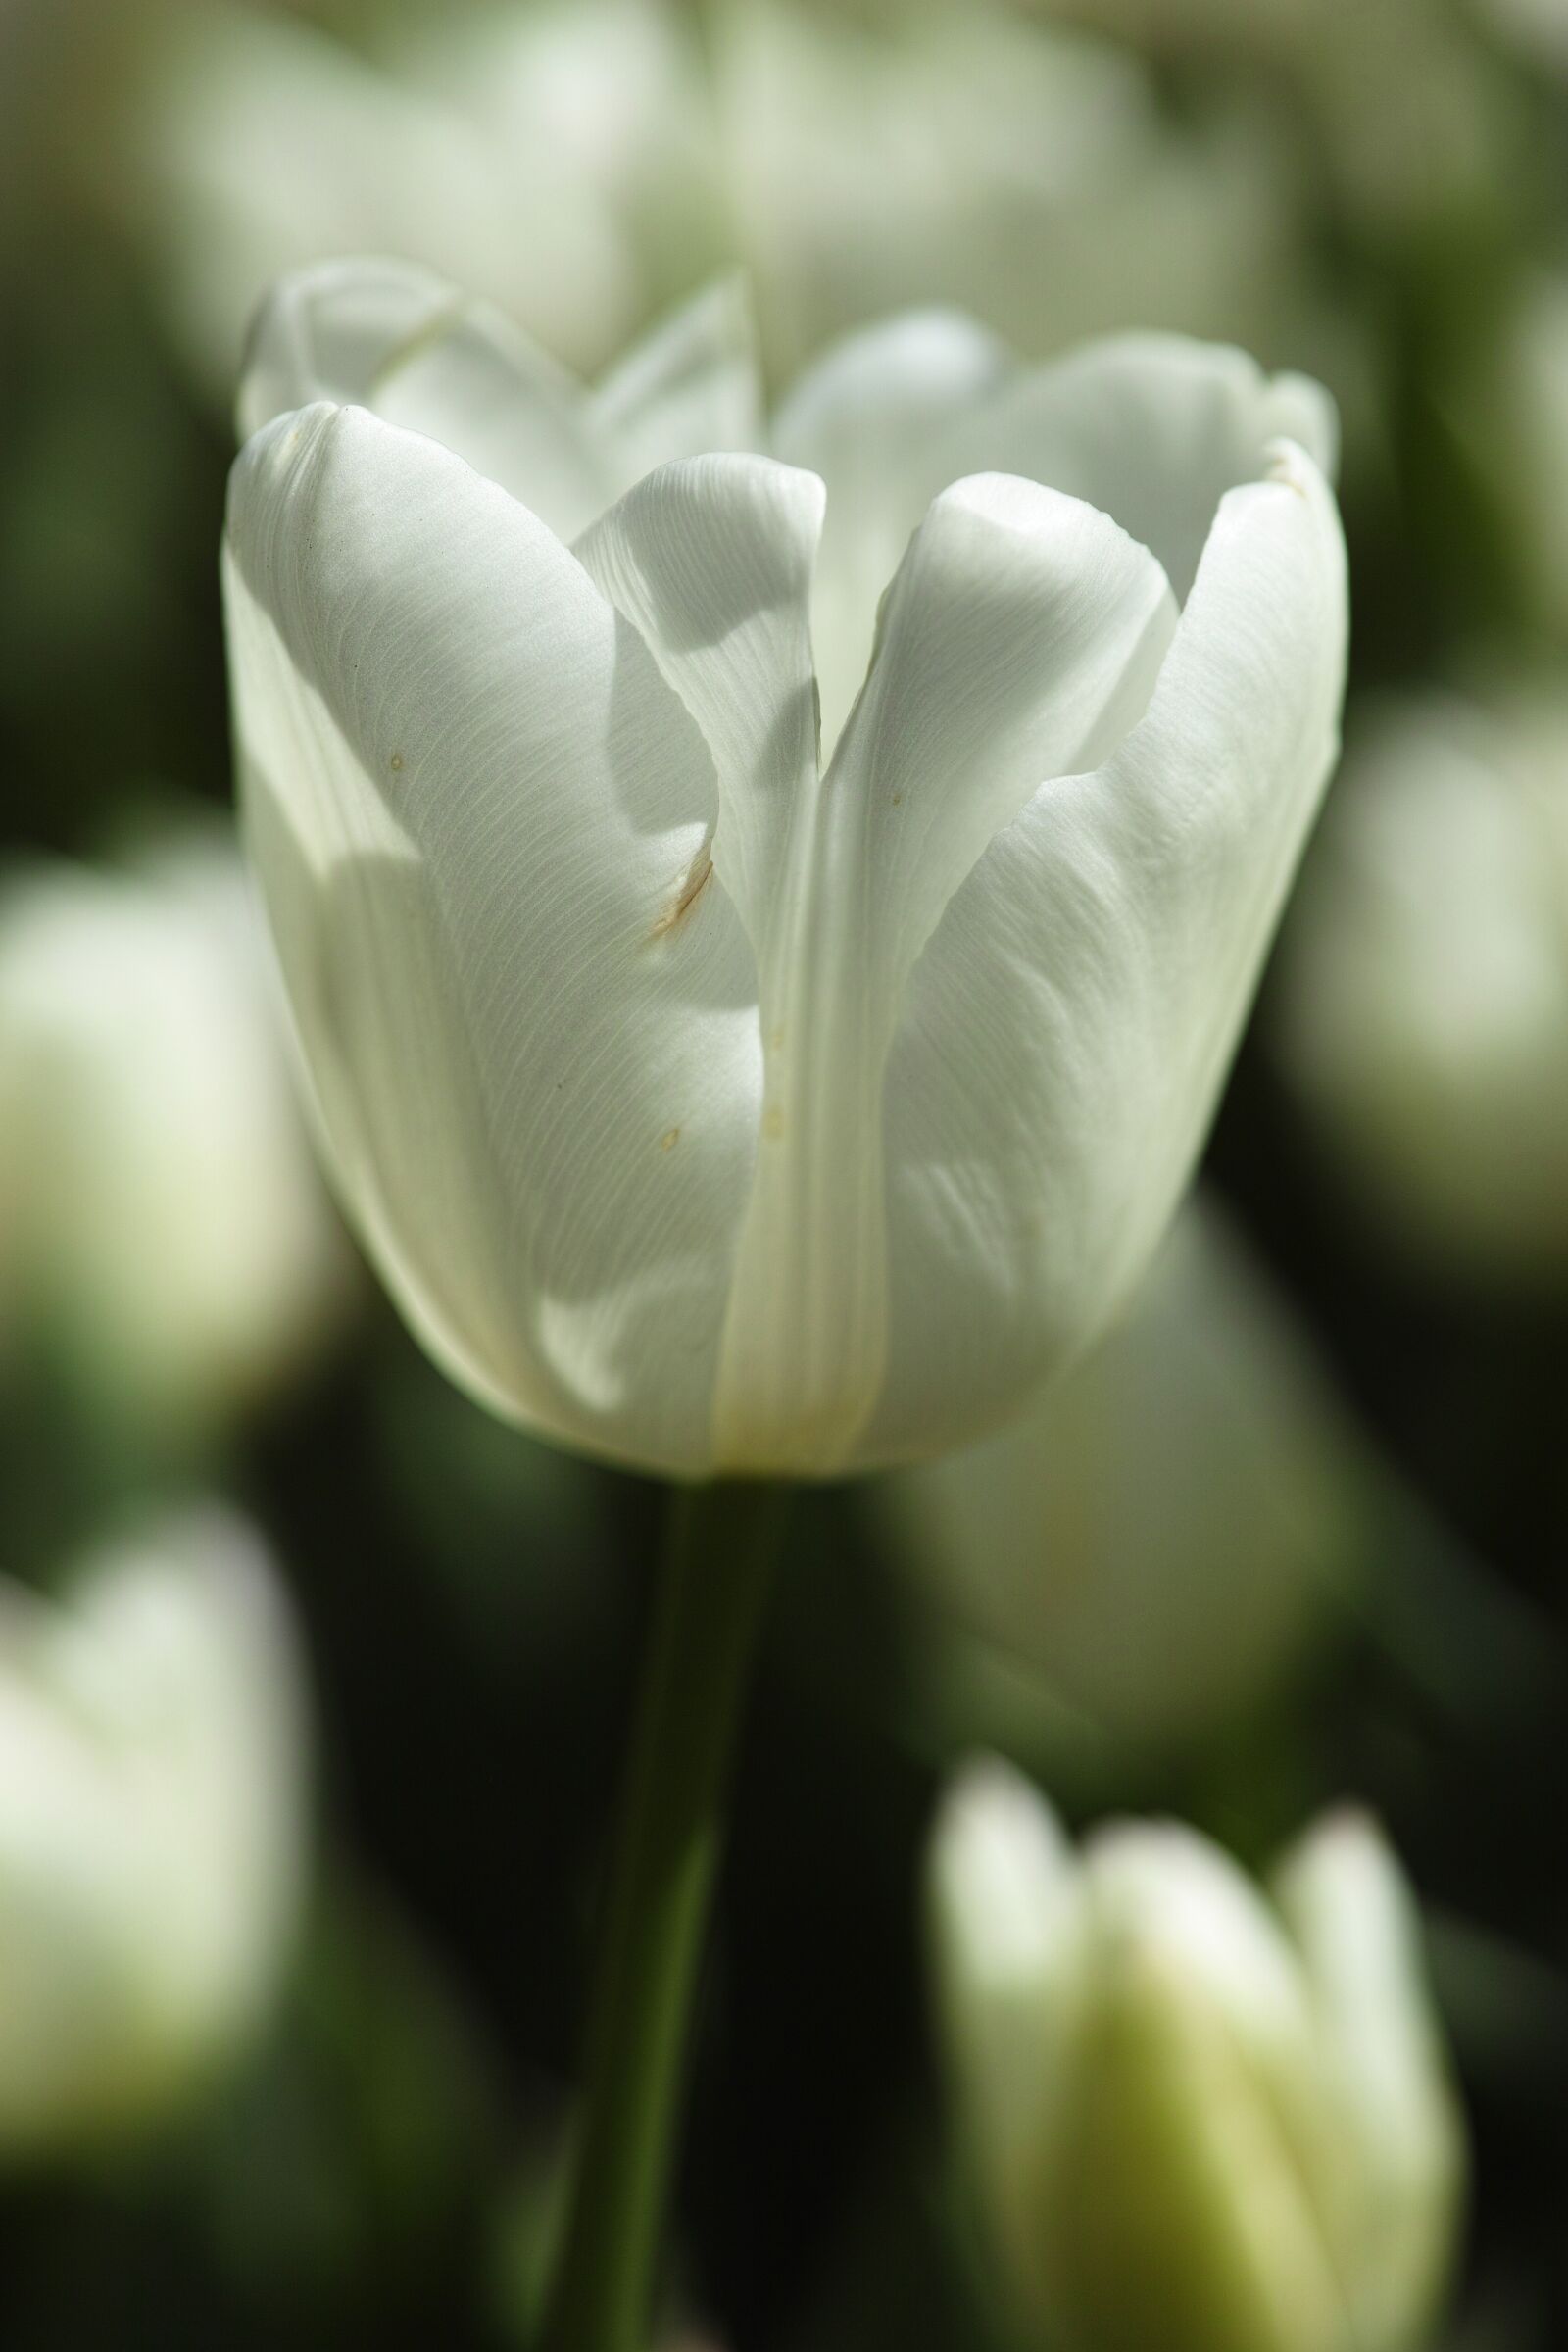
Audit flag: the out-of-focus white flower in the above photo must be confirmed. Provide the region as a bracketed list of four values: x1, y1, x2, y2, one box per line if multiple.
[880, 1197, 1358, 1747]
[715, 0, 1315, 380]
[124, 0, 721, 403]
[1033, 0, 1515, 247]
[0, 1506, 309, 2159]
[223, 261, 1346, 1478]
[0, 826, 350, 1441]
[929, 1761, 1465, 2352]
[1272, 689, 1568, 1287]
[122, 0, 1346, 412]
[1294, 4, 1518, 250]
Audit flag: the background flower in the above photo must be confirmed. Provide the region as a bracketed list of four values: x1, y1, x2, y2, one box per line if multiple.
[121, 0, 722, 403]
[1272, 686, 1568, 1289]
[928, 1760, 1466, 2352]
[0, 1507, 310, 2161]
[0, 824, 352, 1452]
[879, 1198, 1362, 1752]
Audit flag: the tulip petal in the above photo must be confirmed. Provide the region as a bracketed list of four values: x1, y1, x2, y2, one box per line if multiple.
[1088, 1825, 1316, 2053]
[928, 1760, 1083, 2294]
[937, 332, 1340, 602]
[712, 472, 1175, 1469]
[772, 310, 1013, 750]
[1274, 1813, 1466, 2352]
[771, 318, 1331, 752]
[223, 401, 762, 1474]
[236, 256, 611, 535]
[574, 452, 825, 956]
[238, 260, 764, 543]
[827, 474, 1178, 968]
[1046, 1835, 1347, 2352]
[870, 441, 1347, 1461]
[589, 275, 766, 489]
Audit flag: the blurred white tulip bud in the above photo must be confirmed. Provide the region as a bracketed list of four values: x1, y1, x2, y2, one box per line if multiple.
[879, 1197, 1358, 1748]
[1272, 690, 1568, 1287]
[1273, 1815, 1468, 2352]
[0, 826, 350, 1444]
[1034, 0, 1512, 229]
[125, 0, 719, 404]
[0, 1506, 310, 2159]
[929, 1761, 1465, 2352]
[715, 0, 1318, 380]
[121, 0, 1347, 421]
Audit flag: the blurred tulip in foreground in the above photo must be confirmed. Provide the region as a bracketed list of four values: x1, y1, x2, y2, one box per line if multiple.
[0, 828, 349, 1443]
[929, 1761, 1465, 2352]
[224, 263, 1346, 1477]
[881, 1197, 1358, 1748]
[1273, 690, 1568, 1286]
[0, 1507, 309, 2159]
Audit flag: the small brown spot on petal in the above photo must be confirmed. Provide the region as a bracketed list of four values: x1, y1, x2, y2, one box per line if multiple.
[649, 843, 713, 940]
[661, 1127, 680, 1152]
[389, 751, 405, 772]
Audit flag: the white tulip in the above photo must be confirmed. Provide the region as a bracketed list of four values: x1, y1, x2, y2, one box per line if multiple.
[128, 0, 719, 403]
[124, 0, 1327, 409]
[880, 1196, 1359, 1746]
[929, 1762, 1465, 2352]
[0, 829, 350, 1441]
[1272, 689, 1568, 1285]
[713, 0, 1315, 379]
[223, 262, 1347, 1478]
[1043, 0, 1516, 258]
[0, 1507, 309, 2158]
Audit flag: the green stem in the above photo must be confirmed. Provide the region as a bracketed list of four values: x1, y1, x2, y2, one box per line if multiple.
[538, 1479, 790, 2352]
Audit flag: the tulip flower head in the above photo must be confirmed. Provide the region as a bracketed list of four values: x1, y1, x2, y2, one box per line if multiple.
[223, 263, 1347, 1477]
[0, 1509, 309, 2160]
[928, 1761, 1465, 2352]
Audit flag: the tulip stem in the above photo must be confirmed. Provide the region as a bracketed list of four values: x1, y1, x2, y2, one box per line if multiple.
[537, 1478, 789, 2352]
